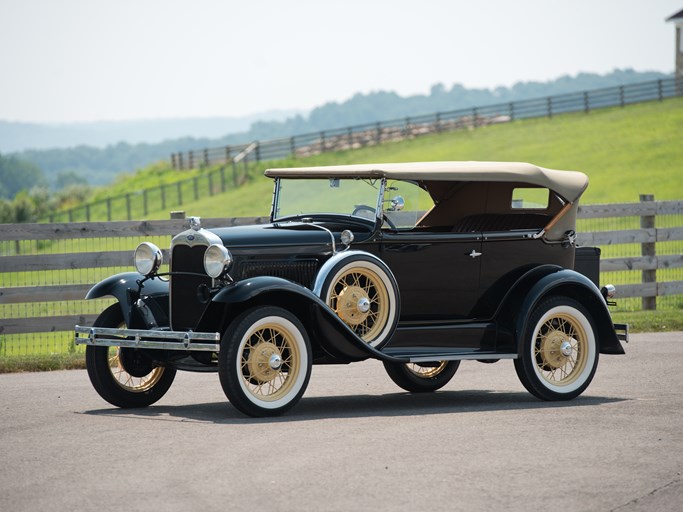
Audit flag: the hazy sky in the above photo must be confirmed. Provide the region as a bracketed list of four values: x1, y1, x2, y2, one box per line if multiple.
[1, 0, 681, 124]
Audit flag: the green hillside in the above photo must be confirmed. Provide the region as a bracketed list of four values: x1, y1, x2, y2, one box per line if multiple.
[68, 96, 683, 221]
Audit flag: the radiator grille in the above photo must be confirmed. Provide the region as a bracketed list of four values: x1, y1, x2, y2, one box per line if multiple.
[170, 245, 211, 331]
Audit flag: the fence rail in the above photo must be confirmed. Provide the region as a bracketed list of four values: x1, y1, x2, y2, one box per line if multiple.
[1, 198, 682, 356]
[172, 77, 682, 169]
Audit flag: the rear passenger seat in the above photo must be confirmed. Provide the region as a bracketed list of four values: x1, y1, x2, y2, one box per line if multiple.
[453, 213, 550, 232]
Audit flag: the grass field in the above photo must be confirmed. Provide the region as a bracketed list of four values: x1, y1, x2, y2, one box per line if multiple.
[50, 96, 683, 222]
[2, 97, 682, 370]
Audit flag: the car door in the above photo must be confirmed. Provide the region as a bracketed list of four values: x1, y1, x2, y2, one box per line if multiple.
[380, 231, 482, 320]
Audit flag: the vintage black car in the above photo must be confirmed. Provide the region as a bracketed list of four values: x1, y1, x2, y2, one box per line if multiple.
[75, 161, 628, 417]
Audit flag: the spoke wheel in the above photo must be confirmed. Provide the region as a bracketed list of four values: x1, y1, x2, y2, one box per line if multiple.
[383, 360, 460, 392]
[85, 304, 176, 408]
[514, 297, 598, 401]
[321, 255, 399, 348]
[219, 307, 311, 417]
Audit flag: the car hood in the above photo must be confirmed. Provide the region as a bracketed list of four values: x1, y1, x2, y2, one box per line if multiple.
[208, 222, 335, 250]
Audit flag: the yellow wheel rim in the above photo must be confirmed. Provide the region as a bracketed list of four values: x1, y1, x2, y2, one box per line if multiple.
[534, 313, 588, 387]
[405, 361, 448, 378]
[329, 267, 389, 342]
[107, 346, 165, 393]
[239, 323, 300, 402]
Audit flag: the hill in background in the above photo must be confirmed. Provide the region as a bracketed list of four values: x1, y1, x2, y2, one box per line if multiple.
[5, 69, 670, 190]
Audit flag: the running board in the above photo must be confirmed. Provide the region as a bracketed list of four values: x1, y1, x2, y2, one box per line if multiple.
[381, 347, 517, 363]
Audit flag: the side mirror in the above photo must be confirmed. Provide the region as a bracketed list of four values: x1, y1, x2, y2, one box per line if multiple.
[388, 195, 405, 212]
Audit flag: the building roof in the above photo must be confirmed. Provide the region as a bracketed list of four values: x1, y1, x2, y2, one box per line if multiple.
[666, 8, 683, 21]
[265, 161, 589, 202]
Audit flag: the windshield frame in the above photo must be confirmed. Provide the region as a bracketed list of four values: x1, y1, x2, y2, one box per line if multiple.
[270, 177, 387, 225]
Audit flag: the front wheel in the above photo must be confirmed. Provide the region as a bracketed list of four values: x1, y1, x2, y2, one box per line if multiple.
[514, 297, 599, 401]
[383, 360, 460, 392]
[218, 307, 312, 417]
[85, 304, 176, 408]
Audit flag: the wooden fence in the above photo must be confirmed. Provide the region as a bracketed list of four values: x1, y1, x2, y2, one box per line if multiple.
[172, 77, 682, 169]
[1, 199, 682, 347]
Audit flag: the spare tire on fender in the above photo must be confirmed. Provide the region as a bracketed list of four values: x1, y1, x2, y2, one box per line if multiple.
[314, 251, 400, 349]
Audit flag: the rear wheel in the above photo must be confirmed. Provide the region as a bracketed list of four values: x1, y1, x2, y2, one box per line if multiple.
[383, 360, 460, 392]
[514, 297, 598, 401]
[85, 304, 176, 408]
[218, 307, 312, 417]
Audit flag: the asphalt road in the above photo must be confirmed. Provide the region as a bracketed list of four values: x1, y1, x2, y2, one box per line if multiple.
[1, 332, 682, 512]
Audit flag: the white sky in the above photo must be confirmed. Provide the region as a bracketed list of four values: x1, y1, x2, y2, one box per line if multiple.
[0, 0, 681, 124]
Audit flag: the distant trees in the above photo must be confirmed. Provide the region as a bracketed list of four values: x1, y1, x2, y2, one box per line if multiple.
[0, 152, 46, 198]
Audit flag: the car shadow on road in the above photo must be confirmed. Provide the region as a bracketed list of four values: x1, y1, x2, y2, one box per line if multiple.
[81, 390, 627, 424]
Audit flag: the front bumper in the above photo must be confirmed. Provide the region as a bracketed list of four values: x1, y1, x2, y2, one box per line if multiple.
[74, 325, 220, 352]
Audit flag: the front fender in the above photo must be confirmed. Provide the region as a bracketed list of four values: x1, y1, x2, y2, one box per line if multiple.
[501, 267, 624, 355]
[85, 272, 169, 327]
[210, 276, 404, 363]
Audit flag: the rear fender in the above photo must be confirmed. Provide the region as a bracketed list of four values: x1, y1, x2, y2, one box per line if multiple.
[497, 267, 624, 355]
[85, 272, 169, 328]
[209, 276, 399, 362]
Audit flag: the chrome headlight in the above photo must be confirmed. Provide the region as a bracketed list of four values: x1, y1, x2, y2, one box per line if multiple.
[134, 242, 163, 276]
[204, 244, 233, 278]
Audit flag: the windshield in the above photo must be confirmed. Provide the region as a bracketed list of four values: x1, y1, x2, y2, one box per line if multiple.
[273, 178, 382, 221]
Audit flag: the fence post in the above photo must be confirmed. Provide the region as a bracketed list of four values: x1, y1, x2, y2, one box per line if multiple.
[290, 136, 296, 156]
[619, 86, 625, 108]
[171, 153, 177, 170]
[188, 151, 194, 170]
[640, 194, 656, 310]
[547, 97, 553, 118]
[435, 113, 442, 132]
[125, 194, 132, 220]
[583, 92, 590, 114]
[657, 79, 663, 101]
[375, 122, 381, 144]
[232, 160, 238, 187]
[509, 102, 515, 121]
[178, 153, 184, 170]
[203, 148, 209, 167]
[255, 142, 261, 162]
[472, 107, 478, 127]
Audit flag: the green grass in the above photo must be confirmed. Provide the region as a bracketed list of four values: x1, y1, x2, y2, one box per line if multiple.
[140, 97, 683, 219]
[52, 96, 683, 222]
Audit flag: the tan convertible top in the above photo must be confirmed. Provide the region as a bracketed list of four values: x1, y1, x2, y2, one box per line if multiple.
[265, 161, 589, 202]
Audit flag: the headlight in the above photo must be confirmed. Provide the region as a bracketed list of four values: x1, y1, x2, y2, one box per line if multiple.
[204, 244, 233, 278]
[134, 242, 163, 276]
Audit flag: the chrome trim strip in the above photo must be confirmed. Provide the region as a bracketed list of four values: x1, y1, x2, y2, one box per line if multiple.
[74, 325, 220, 352]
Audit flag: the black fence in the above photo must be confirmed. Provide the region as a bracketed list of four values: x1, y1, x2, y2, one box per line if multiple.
[171, 77, 682, 169]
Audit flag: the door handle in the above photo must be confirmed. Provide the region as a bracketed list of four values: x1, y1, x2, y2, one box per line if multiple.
[468, 250, 482, 259]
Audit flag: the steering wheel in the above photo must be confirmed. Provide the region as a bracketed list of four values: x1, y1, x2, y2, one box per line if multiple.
[351, 205, 397, 229]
